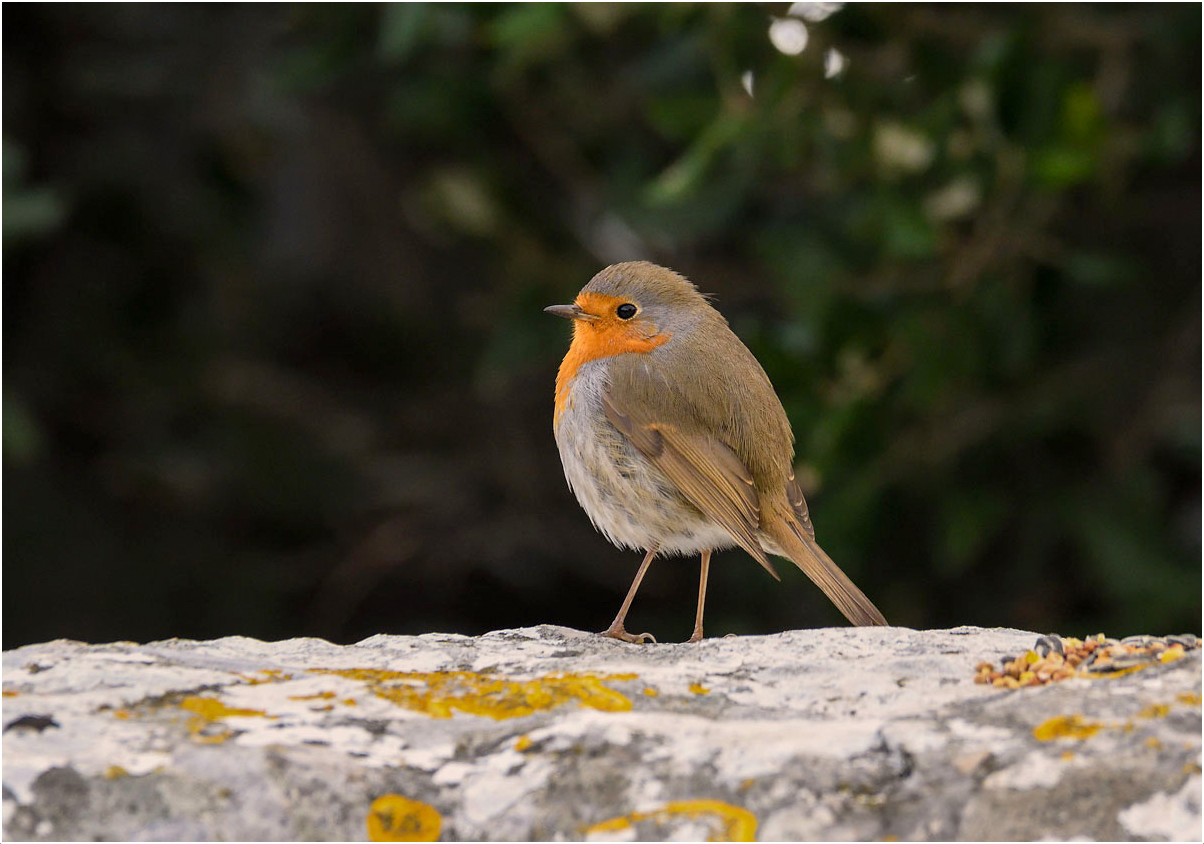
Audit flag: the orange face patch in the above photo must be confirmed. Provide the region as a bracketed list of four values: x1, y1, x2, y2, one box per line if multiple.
[554, 291, 671, 423]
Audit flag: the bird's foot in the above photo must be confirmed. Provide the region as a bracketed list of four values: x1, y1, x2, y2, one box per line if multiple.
[686, 629, 704, 644]
[599, 624, 657, 644]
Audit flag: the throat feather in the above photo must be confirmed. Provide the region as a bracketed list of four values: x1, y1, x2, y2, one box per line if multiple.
[554, 326, 670, 423]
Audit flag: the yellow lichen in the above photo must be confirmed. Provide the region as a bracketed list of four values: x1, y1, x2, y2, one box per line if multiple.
[1033, 715, 1104, 741]
[179, 696, 272, 721]
[1084, 664, 1148, 679]
[313, 670, 635, 720]
[514, 734, 533, 752]
[178, 695, 275, 744]
[236, 669, 294, 685]
[585, 799, 757, 842]
[366, 794, 441, 842]
[289, 691, 337, 701]
[689, 682, 710, 695]
[643, 687, 659, 697]
[104, 765, 128, 779]
[1036, 691, 1201, 742]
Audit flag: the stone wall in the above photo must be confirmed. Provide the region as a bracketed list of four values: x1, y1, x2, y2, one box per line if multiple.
[3, 626, 1200, 840]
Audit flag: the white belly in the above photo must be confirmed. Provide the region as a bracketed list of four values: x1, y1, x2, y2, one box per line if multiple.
[553, 361, 736, 556]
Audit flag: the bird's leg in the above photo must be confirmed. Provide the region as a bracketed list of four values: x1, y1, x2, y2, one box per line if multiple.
[687, 549, 711, 643]
[601, 548, 658, 644]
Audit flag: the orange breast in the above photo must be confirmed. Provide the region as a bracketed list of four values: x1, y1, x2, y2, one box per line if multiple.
[554, 292, 671, 424]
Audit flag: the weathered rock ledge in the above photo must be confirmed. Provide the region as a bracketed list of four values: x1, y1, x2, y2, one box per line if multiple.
[2, 626, 1200, 841]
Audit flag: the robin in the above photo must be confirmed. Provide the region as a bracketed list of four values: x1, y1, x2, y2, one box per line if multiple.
[546, 261, 887, 643]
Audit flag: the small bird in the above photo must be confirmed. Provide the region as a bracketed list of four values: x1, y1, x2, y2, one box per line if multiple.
[547, 261, 887, 643]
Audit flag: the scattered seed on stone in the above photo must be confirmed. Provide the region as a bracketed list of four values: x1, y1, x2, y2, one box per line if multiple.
[1034, 635, 1064, 657]
[973, 633, 1200, 689]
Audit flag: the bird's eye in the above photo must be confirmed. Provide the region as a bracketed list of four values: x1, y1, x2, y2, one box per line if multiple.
[616, 303, 638, 320]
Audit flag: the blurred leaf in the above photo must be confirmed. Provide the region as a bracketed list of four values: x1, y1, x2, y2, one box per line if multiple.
[422, 167, 500, 237]
[489, 3, 571, 67]
[880, 196, 937, 259]
[939, 491, 1006, 575]
[644, 93, 718, 143]
[645, 112, 750, 205]
[1031, 144, 1096, 188]
[377, 3, 428, 63]
[3, 188, 67, 245]
[3, 392, 44, 464]
[3, 139, 66, 246]
[1062, 251, 1138, 288]
[1060, 83, 1104, 144]
[1067, 481, 1199, 634]
[1146, 100, 1197, 163]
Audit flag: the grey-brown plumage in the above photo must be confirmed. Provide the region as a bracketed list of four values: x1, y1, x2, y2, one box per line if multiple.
[550, 261, 886, 641]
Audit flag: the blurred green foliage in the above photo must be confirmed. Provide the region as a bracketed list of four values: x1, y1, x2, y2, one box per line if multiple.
[4, 3, 1199, 646]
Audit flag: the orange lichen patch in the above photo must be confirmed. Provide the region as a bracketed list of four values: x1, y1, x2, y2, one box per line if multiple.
[179, 695, 276, 744]
[1060, 750, 1075, 761]
[366, 794, 441, 842]
[314, 669, 636, 720]
[642, 687, 659, 697]
[1138, 703, 1171, 719]
[1145, 737, 1163, 750]
[2, 690, 18, 697]
[585, 799, 757, 842]
[112, 709, 132, 720]
[289, 691, 338, 701]
[179, 696, 272, 721]
[1033, 715, 1104, 741]
[1033, 699, 1193, 743]
[235, 668, 295, 685]
[104, 765, 128, 779]
[1084, 664, 1147, 679]
[514, 734, 533, 752]
[689, 682, 710, 695]
[1176, 692, 1201, 706]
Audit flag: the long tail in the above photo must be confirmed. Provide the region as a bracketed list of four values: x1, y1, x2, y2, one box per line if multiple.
[763, 508, 887, 627]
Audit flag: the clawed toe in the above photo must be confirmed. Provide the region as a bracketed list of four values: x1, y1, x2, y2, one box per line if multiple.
[600, 625, 657, 644]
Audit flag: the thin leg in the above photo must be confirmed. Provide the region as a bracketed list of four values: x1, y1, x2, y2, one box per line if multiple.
[687, 549, 712, 643]
[601, 548, 658, 644]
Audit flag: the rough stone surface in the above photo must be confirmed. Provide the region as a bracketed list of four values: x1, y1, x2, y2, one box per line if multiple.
[2, 626, 1200, 841]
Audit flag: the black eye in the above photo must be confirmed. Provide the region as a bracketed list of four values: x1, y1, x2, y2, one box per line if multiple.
[616, 303, 637, 320]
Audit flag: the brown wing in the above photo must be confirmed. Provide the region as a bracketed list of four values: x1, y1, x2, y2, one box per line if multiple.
[602, 388, 781, 581]
[785, 472, 815, 539]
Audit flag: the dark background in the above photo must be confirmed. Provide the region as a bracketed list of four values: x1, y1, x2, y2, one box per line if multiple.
[4, 3, 1200, 647]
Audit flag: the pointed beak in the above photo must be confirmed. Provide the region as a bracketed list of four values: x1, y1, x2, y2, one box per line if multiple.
[544, 303, 591, 321]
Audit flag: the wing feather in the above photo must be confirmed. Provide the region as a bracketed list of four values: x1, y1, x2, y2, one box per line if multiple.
[602, 388, 780, 580]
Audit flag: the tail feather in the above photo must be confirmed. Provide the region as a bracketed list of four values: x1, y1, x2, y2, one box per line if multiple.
[764, 510, 887, 627]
